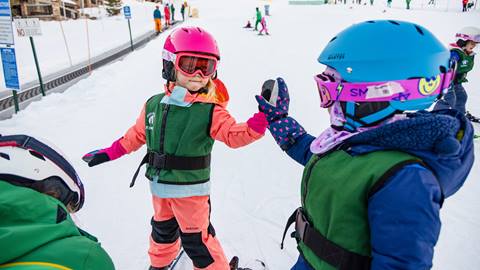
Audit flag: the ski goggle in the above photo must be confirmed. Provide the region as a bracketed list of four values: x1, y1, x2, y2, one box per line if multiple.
[174, 52, 218, 78]
[313, 71, 454, 108]
[456, 33, 480, 43]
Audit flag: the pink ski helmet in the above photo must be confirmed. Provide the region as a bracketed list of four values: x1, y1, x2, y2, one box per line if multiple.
[162, 27, 220, 81]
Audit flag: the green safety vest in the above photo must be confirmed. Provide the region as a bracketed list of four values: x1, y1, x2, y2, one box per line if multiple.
[297, 149, 422, 270]
[144, 93, 215, 185]
[452, 48, 475, 83]
[0, 181, 115, 270]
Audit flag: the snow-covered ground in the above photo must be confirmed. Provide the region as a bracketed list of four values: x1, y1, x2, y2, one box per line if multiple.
[1, 0, 479, 269]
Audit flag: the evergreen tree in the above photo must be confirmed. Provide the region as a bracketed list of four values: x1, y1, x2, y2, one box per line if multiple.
[105, 0, 122, 16]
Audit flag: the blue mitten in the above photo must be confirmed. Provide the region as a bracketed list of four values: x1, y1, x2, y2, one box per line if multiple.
[255, 78, 306, 150]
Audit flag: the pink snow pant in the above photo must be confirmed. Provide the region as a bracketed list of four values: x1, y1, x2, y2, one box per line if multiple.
[259, 21, 268, 34]
[149, 195, 230, 269]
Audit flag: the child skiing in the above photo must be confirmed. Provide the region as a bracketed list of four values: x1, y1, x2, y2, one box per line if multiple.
[254, 7, 262, 31]
[83, 27, 267, 270]
[153, 6, 162, 34]
[258, 16, 269, 36]
[164, 4, 171, 26]
[0, 135, 115, 270]
[255, 20, 474, 270]
[436, 26, 479, 118]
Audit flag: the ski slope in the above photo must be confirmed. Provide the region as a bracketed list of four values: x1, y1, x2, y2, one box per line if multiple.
[1, 0, 479, 269]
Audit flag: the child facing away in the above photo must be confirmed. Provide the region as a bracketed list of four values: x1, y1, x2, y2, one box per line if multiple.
[435, 26, 479, 118]
[82, 27, 267, 270]
[254, 20, 474, 270]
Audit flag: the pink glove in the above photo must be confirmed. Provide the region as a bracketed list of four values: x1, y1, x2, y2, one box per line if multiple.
[247, 112, 268, 134]
[82, 138, 127, 167]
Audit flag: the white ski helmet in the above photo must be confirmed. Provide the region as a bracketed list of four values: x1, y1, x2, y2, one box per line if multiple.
[0, 135, 84, 212]
[455, 26, 480, 45]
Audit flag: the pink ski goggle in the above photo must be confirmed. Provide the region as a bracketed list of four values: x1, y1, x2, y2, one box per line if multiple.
[313, 71, 454, 108]
[174, 52, 218, 78]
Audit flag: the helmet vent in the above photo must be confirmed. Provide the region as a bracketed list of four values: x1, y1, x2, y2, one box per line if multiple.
[182, 28, 190, 33]
[0, 152, 9, 160]
[414, 25, 424, 35]
[29, 150, 46, 161]
[197, 27, 203, 33]
[366, 20, 375, 23]
[329, 36, 337, 43]
[388, 20, 400, 25]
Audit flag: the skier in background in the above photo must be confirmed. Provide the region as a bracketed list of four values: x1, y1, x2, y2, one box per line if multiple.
[180, 1, 187, 21]
[436, 26, 479, 119]
[170, 2, 175, 23]
[154, 5, 162, 34]
[255, 20, 474, 270]
[164, 3, 171, 26]
[258, 16, 269, 35]
[0, 134, 115, 270]
[254, 7, 262, 31]
[83, 27, 267, 270]
[462, 0, 468, 11]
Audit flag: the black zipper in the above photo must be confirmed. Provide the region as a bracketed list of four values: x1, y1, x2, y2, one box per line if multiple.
[159, 103, 170, 154]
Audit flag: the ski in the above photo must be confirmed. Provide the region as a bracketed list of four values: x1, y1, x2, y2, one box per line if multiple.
[168, 249, 185, 270]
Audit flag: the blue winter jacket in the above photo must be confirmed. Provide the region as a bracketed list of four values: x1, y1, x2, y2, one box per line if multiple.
[285, 109, 474, 270]
[153, 9, 162, 19]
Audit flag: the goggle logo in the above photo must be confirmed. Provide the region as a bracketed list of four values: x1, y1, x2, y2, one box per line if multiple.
[418, 75, 441, 96]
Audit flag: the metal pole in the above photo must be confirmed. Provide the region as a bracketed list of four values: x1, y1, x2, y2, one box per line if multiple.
[29, 36, 45, 96]
[12, 90, 19, 113]
[59, 20, 73, 66]
[127, 19, 134, 51]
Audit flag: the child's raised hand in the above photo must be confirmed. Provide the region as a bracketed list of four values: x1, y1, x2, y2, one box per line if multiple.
[255, 78, 290, 123]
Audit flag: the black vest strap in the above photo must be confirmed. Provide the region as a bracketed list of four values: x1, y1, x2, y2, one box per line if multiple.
[283, 208, 371, 270]
[129, 152, 211, 188]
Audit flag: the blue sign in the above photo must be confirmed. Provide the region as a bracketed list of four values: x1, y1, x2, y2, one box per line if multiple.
[123, 6, 131, 19]
[1, 47, 20, 90]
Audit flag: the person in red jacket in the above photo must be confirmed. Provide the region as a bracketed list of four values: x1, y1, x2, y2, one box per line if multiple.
[164, 4, 171, 26]
[462, 0, 468, 11]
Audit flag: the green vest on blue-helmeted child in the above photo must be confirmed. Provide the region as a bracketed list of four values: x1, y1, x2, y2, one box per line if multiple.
[290, 148, 423, 270]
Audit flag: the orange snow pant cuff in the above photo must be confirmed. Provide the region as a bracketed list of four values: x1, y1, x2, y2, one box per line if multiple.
[155, 19, 162, 32]
[149, 195, 230, 270]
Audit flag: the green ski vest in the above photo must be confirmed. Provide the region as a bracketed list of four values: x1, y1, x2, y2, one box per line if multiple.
[144, 93, 215, 184]
[452, 48, 475, 83]
[0, 181, 115, 270]
[298, 149, 422, 270]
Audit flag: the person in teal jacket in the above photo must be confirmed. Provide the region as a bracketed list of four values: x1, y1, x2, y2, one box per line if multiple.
[0, 134, 115, 270]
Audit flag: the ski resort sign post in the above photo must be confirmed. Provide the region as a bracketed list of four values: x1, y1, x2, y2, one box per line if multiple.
[0, 0, 20, 113]
[123, 6, 134, 51]
[14, 18, 46, 97]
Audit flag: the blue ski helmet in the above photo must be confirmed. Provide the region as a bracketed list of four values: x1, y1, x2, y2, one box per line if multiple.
[317, 20, 452, 131]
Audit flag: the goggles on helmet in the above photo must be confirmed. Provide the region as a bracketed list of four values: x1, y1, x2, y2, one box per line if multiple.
[174, 52, 218, 78]
[314, 71, 454, 108]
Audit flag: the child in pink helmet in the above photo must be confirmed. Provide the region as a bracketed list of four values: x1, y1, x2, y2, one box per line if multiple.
[82, 27, 267, 270]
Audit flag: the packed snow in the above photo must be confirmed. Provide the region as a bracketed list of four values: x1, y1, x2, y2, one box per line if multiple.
[1, 0, 479, 269]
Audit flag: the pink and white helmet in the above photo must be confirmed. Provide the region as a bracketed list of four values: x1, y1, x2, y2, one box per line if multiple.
[455, 26, 480, 43]
[162, 27, 220, 81]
